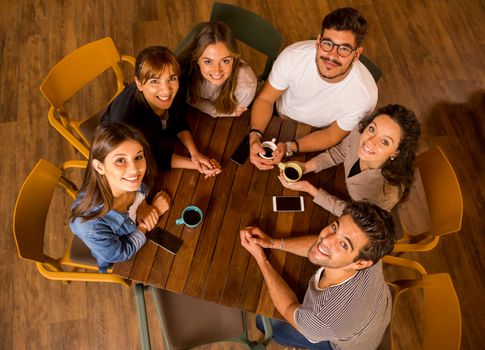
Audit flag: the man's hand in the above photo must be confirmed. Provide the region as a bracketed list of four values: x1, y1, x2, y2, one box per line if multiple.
[240, 227, 267, 263]
[272, 142, 287, 164]
[249, 135, 275, 170]
[136, 201, 159, 231]
[242, 226, 276, 249]
[151, 190, 171, 216]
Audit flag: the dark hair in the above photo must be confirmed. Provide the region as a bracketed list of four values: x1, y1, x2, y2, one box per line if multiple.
[321, 7, 368, 47]
[359, 104, 421, 202]
[178, 21, 244, 114]
[343, 201, 396, 263]
[135, 46, 181, 85]
[71, 123, 156, 220]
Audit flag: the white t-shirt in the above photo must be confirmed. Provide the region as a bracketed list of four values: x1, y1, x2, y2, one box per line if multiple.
[269, 41, 378, 130]
[128, 191, 146, 222]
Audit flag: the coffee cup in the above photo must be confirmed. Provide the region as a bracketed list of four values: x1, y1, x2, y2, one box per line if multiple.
[258, 138, 277, 159]
[278, 162, 303, 182]
[176, 205, 203, 228]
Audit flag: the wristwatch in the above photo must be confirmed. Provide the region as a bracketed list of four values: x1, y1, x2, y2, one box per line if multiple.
[285, 141, 294, 158]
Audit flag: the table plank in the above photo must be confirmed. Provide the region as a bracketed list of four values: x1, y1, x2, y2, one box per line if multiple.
[198, 115, 254, 303]
[181, 117, 236, 297]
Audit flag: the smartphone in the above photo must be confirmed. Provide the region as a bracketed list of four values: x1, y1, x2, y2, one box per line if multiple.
[272, 196, 305, 212]
[230, 134, 250, 165]
[147, 227, 183, 254]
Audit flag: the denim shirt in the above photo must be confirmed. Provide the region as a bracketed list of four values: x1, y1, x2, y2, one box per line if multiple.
[70, 192, 147, 273]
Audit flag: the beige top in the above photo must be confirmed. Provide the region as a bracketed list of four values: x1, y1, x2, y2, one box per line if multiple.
[188, 60, 257, 117]
[311, 128, 402, 216]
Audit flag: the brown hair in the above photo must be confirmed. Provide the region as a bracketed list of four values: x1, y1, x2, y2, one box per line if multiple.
[178, 21, 243, 114]
[71, 123, 156, 220]
[359, 104, 421, 203]
[135, 46, 181, 85]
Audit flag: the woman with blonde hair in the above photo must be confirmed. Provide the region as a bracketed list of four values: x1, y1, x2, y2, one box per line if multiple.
[178, 21, 257, 117]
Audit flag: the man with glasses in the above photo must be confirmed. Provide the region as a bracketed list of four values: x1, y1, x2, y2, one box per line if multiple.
[249, 8, 378, 170]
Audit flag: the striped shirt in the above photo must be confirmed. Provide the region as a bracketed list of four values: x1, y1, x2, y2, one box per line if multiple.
[294, 261, 391, 350]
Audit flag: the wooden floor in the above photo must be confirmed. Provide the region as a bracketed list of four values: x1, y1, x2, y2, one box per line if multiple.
[1, 0, 484, 349]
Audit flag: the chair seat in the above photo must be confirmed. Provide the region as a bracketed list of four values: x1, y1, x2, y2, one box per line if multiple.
[69, 235, 98, 267]
[152, 288, 245, 349]
[78, 109, 105, 144]
[393, 169, 432, 237]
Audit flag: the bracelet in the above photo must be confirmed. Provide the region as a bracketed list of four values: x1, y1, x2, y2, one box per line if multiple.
[248, 128, 263, 139]
[293, 139, 300, 154]
[285, 141, 294, 158]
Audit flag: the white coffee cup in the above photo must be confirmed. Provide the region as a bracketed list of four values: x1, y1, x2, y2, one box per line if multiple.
[258, 138, 277, 159]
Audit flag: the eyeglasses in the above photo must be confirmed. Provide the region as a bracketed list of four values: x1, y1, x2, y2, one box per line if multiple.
[319, 39, 356, 58]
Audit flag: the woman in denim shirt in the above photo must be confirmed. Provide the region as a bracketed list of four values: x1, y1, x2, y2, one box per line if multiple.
[70, 123, 170, 272]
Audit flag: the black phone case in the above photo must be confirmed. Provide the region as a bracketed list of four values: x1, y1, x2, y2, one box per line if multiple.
[230, 134, 250, 165]
[147, 227, 183, 254]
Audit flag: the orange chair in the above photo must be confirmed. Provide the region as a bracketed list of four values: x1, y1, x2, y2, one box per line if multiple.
[12, 159, 130, 287]
[382, 256, 462, 350]
[394, 146, 463, 252]
[40, 37, 135, 158]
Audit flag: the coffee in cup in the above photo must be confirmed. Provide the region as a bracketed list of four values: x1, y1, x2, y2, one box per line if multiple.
[278, 162, 303, 182]
[176, 205, 203, 228]
[259, 138, 277, 159]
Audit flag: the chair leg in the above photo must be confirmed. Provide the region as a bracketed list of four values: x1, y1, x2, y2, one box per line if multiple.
[135, 283, 151, 350]
[261, 316, 273, 346]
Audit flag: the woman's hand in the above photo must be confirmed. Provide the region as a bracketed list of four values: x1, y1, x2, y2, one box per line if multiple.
[151, 190, 171, 216]
[278, 172, 318, 197]
[137, 222, 148, 234]
[136, 201, 159, 232]
[191, 151, 214, 173]
[201, 159, 222, 179]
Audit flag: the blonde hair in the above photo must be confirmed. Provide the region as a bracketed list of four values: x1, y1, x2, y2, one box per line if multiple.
[179, 21, 243, 114]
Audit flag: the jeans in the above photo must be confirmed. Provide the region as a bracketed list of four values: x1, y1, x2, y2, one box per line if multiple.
[256, 315, 333, 350]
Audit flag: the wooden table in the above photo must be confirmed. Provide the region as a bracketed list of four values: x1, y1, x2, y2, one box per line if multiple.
[113, 107, 344, 318]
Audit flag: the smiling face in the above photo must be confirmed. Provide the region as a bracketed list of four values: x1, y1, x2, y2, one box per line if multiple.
[93, 140, 146, 198]
[307, 215, 371, 269]
[197, 42, 234, 85]
[358, 114, 402, 168]
[135, 65, 179, 116]
[315, 29, 362, 83]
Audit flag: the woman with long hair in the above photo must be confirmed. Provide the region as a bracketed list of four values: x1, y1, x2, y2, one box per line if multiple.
[102, 46, 221, 177]
[70, 123, 170, 272]
[279, 104, 421, 215]
[178, 21, 257, 117]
